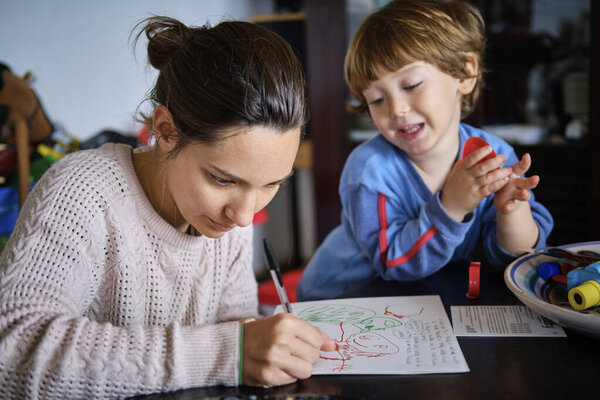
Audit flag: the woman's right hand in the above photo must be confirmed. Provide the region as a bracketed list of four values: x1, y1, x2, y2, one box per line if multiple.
[242, 313, 337, 387]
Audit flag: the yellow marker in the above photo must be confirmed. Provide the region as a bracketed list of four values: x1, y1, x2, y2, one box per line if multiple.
[568, 280, 600, 311]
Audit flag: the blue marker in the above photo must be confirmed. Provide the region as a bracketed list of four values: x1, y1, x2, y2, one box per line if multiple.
[538, 261, 561, 280]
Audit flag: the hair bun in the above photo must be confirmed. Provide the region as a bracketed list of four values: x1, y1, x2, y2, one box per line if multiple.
[137, 16, 192, 71]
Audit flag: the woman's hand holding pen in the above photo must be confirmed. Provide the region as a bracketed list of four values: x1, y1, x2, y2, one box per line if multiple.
[441, 145, 512, 222]
[242, 313, 337, 387]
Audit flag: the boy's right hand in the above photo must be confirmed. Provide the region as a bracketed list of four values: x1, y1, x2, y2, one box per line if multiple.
[242, 313, 337, 387]
[441, 145, 513, 222]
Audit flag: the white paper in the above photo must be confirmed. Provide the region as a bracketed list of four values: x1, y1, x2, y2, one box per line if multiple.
[451, 305, 566, 337]
[276, 295, 469, 374]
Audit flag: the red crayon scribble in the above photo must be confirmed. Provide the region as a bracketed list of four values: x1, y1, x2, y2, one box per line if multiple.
[321, 322, 400, 372]
[384, 305, 424, 319]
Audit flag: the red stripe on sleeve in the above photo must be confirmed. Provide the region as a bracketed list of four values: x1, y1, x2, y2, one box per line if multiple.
[377, 193, 438, 268]
[378, 194, 388, 253]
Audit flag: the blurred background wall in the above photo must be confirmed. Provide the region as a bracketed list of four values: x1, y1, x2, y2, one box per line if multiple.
[0, 0, 275, 140]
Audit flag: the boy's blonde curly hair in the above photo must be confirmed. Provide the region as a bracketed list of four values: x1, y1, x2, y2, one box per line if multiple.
[345, 0, 486, 119]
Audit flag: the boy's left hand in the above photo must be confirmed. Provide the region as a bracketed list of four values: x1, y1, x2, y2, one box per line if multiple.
[493, 153, 539, 214]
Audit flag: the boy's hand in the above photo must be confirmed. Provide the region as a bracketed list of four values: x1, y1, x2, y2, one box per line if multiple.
[441, 145, 513, 222]
[242, 313, 336, 387]
[493, 153, 539, 214]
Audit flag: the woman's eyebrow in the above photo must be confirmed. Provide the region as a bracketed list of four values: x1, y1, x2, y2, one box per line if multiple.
[272, 170, 295, 185]
[211, 165, 295, 186]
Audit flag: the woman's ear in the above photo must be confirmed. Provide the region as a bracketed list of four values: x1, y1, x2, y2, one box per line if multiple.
[458, 53, 478, 95]
[152, 105, 178, 152]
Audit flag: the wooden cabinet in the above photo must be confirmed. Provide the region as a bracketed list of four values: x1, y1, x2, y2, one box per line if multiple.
[513, 143, 596, 244]
[305, 1, 352, 243]
[255, 2, 353, 250]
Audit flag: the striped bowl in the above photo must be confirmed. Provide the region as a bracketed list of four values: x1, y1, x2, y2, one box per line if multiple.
[504, 241, 600, 339]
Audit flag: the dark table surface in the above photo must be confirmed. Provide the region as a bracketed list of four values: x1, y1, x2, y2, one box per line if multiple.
[133, 260, 598, 400]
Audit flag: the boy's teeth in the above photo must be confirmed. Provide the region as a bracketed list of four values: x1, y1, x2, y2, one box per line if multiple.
[401, 124, 420, 134]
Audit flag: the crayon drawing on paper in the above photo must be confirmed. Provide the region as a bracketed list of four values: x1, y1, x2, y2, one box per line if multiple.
[278, 296, 469, 375]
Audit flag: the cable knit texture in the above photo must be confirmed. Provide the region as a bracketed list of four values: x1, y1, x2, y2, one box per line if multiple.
[0, 143, 259, 399]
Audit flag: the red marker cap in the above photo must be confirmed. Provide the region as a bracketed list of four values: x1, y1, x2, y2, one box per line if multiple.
[466, 261, 481, 299]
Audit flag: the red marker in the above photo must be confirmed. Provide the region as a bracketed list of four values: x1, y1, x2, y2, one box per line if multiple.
[462, 137, 496, 164]
[466, 261, 481, 299]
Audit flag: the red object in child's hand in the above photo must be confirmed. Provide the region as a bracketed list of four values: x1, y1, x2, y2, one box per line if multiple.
[462, 137, 496, 164]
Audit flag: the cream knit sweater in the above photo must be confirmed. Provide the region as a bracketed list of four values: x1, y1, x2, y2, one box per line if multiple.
[0, 143, 259, 399]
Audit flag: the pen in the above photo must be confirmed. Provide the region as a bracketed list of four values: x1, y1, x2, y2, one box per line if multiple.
[263, 238, 293, 313]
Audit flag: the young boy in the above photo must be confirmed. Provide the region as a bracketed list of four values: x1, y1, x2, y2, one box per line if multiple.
[298, 0, 553, 301]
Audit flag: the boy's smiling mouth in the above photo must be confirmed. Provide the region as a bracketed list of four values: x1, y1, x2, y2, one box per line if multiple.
[397, 123, 424, 140]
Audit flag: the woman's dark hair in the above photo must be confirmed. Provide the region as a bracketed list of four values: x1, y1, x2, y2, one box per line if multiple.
[133, 16, 307, 155]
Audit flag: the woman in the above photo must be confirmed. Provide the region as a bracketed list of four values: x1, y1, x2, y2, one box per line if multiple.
[0, 16, 335, 399]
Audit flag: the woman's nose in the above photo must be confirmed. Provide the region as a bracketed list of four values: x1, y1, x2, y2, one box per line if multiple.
[225, 194, 257, 227]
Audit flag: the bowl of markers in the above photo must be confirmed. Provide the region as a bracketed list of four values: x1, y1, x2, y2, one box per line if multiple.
[504, 241, 600, 339]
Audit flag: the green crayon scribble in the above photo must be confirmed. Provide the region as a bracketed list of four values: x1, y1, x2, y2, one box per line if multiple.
[298, 304, 402, 331]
